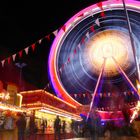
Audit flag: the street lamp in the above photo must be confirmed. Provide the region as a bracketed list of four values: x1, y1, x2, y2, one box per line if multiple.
[15, 62, 27, 91]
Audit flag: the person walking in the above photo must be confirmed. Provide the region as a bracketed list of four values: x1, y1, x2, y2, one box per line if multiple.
[54, 115, 61, 140]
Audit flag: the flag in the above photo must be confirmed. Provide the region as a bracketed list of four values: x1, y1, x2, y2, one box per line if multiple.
[90, 25, 95, 32]
[95, 18, 100, 26]
[31, 43, 36, 51]
[86, 32, 90, 39]
[12, 54, 16, 61]
[46, 34, 50, 40]
[53, 29, 58, 36]
[100, 11, 106, 17]
[77, 43, 81, 49]
[38, 39, 42, 44]
[25, 47, 29, 55]
[19, 50, 23, 58]
[61, 25, 66, 32]
[1, 60, 5, 67]
[97, 2, 103, 10]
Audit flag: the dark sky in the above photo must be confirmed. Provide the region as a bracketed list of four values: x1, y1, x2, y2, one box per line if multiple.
[0, 0, 100, 92]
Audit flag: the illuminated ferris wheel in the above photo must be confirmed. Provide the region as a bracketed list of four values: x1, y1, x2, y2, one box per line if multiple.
[49, 0, 140, 119]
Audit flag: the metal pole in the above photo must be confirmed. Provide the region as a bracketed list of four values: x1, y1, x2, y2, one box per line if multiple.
[122, 0, 140, 82]
[15, 63, 27, 91]
[112, 57, 138, 93]
[19, 67, 22, 89]
[86, 58, 106, 121]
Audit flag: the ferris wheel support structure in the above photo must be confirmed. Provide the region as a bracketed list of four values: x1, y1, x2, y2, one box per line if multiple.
[86, 58, 106, 121]
[122, 0, 140, 82]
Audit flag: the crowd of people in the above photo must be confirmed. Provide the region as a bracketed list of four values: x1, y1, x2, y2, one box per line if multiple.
[15, 114, 68, 140]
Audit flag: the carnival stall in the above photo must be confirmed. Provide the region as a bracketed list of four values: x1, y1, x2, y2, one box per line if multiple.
[0, 81, 28, 140]
[20, 89, 82, 134]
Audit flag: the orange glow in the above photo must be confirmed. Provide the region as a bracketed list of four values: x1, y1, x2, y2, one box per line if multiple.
[22, 102, 82, 121]
[17, 94, 23, 107]
[86, 30, 133, 77]
[20, 90, 77, 109]
[0, 102, 27, 112]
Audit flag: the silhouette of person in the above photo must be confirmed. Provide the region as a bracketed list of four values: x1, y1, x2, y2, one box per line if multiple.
[62, 120, 66, 139]
[16, 113, 26, 140]
[54, 115, 61, 140]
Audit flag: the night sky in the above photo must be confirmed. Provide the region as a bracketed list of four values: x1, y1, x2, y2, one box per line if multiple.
[0, 0, 101, 93]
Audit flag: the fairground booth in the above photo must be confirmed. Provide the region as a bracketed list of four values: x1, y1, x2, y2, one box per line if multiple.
[0, 81, 28, 140]
[20, 89, 82, 134]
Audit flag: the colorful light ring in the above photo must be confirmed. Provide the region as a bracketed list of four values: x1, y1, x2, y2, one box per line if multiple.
[49, 0, 140, 107]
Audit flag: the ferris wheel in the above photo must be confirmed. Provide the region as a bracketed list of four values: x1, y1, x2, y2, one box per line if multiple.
[49, 0, 140, 120]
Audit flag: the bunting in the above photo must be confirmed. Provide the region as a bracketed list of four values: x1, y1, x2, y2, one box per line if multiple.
[0, 1, 106, 74]
[0, 27, 58, 67]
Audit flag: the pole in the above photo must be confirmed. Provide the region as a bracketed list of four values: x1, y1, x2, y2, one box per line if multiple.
[86, 58, 106, 121]
[112, 57, 138, 93]
[15, 63, 27, 91]
[122, 0, 140, 82]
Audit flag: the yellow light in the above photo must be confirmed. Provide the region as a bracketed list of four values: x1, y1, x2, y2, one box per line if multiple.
[86, 30, 134, 77]
[40, 109, 81, 121]
[137, 83, 140, 90]
[0, 92, 10, 100]
[0, 102, 27, 112]
[17, 94, 23, 107]
[20, 90, 77, 109]
[22, 102, 82, 121]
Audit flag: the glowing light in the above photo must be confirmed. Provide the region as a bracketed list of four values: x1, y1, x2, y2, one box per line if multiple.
[17, 94, 23, 107]
[102, 43, 113, 58]
[40, 109, 82, 121]
[86, 30, 133, 77]
[0, 102, 27, 112]
[130, 101, 140, 123]
[20, 90, 77, 109]
[137, 83, 140, 90]
[22, 102, 82, 121]
[0, 92, 10, 100]
[49, 0, 140, 106]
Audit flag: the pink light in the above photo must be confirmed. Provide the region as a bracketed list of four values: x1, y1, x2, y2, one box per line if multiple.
[48, 0, 140, 107]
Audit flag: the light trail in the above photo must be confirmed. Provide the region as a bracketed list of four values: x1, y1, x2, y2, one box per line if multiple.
[86, 58, 106, 121]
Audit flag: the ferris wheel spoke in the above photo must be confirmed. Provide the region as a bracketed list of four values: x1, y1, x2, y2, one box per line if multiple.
[86, 58, 106, 121]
